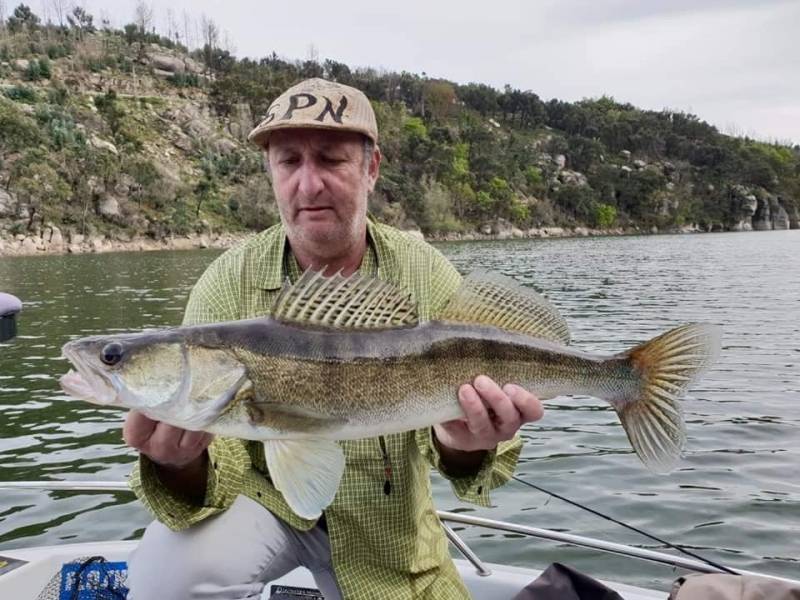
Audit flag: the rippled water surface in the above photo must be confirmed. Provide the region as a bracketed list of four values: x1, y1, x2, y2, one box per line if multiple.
[1, 231, 798, 589]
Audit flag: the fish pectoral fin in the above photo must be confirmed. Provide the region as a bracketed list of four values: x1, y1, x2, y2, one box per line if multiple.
[438, 271, 571, 344]
[272, 268, 418, 329]
[264, 439, 345, 520]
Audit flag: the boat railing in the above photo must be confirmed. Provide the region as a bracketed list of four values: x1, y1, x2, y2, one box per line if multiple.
[3, 480, 799, 585]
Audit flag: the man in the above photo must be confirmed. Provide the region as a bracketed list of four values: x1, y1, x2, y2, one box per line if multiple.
[125, 78, 543, 599]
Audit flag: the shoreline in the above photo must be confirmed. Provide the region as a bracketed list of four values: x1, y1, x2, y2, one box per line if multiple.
[0, 224, 794, 258]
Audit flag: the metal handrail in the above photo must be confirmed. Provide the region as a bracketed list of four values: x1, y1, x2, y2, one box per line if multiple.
[3, 480, 799, 584]
[436, 510, 800, 584]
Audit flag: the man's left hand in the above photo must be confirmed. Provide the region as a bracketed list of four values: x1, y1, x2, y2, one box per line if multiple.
[434, 375, 543, 453]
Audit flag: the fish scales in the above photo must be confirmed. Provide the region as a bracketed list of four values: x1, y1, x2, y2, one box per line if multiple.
[59, 269, 721, 519]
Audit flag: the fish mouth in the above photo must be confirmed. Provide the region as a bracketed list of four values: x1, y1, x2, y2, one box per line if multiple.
[60, 341, 120, 405]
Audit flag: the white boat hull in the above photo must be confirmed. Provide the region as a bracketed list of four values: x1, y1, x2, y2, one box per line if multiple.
[1, 539, 666, 599]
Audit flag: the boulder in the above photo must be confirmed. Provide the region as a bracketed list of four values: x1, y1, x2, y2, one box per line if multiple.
[0, 189, 17, 218]
[619, 150, 631, 160]
[12, 59, 30, 72]
[152, 68, 175, 79]
[89, 135, 119, 155]
[88, 236, 106, 252]
[633, 159, 647, 169]
[149, 53, 185, 74]
[98, 196, 122, 219]
[772, 199, 790, 230]
[47, 226, 64, 249]
[212, 136, 239, 155]
[21, 237, 37, 253]
[183, 57, 205, 74]
[558, 170, 588, 186]
[542, 227, 565, 237]
[553, 154, 567, 170]
[752, 192, 784, 231]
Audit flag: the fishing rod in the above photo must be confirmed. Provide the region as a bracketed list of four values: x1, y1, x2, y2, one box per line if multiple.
[511, 474, 739, 575]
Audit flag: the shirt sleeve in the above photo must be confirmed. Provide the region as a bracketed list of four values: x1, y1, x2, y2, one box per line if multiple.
[129, 247, 253, 530]
[415, 428, 522, 506]
[129, 437, 251, 531]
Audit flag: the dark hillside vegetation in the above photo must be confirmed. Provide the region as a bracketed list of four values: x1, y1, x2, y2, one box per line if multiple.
[1, 3, 797, 254]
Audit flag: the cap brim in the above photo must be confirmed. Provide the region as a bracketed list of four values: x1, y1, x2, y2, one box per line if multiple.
[248, 121, 377, 149]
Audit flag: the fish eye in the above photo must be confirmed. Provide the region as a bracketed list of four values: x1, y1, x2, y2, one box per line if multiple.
[100, 342, 124, 366]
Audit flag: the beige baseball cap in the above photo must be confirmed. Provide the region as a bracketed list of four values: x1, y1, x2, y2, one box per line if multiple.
[248, 78, 378, 149]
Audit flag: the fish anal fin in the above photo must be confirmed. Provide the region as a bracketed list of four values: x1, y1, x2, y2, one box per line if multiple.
[264, 439, 345, 520]
[272, 268, 418, 330]
[439, 271, 571, 344]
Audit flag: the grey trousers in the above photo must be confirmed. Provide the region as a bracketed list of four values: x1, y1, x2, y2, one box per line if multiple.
[127, 495, 342, 599]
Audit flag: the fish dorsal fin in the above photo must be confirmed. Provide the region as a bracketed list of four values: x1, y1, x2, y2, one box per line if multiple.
[272, 268, 418, 329]
[439, 271, 571, 344]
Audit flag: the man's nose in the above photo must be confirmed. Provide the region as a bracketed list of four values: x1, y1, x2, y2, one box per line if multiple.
[296, 162, 325, 197]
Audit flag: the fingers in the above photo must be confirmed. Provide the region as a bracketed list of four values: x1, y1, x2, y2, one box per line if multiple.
[457, 376, 544, 442]
[475, 376, 518, 436]
[458, 382, 493, 437]
[123, 411, 213, 468]
[503, 383, 544, 423]
[123, 411, 158, 448]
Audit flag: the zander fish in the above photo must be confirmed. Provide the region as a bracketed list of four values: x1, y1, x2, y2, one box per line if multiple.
[60, 270, 720, 519]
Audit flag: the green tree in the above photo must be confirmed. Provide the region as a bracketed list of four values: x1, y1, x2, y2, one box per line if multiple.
[594, 203, 617, 228]
[67, 6, 95, 38]
[7, 4, 39, 33]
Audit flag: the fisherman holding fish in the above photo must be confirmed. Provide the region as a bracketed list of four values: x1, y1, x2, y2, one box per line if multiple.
[123, 78, 544, 599]
[60, 77, 718, 599]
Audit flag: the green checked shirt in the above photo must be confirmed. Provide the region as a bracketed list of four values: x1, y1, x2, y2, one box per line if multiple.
[130, 219, 522, 599]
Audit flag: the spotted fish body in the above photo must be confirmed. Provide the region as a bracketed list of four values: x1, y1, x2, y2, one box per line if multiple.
[60, 270, 720, 519]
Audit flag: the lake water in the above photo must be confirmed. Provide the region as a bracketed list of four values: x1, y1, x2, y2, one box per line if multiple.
[0, 230, 798, 590]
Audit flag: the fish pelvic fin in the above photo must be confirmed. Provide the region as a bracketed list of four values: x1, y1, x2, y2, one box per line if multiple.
[616, 323, 721, 474]
[272, 268, 418, 330]
[438, 271, 571, 344]
[264, 438, 345, 520]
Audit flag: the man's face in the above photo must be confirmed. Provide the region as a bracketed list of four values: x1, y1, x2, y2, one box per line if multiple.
[267, 128, 380, 251]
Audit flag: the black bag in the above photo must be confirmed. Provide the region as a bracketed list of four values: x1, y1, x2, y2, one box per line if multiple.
[512, 562, 625, 600]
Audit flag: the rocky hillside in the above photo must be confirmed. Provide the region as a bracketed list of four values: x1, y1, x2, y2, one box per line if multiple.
[0, 7, 798, 256]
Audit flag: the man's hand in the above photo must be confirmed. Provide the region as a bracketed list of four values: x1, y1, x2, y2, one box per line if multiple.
[434, 375, 543, 453]
[123, 411, 213, 502]
[123, 411, 213, 469]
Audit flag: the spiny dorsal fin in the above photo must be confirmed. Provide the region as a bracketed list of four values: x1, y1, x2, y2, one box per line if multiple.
[272, 268, 418, 329]
[439, 271, 571, 344]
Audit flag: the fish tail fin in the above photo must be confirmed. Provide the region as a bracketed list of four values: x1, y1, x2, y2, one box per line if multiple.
[613, 323, 721, 473]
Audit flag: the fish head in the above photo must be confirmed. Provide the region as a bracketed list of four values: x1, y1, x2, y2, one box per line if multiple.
[60, 328, 247, 429]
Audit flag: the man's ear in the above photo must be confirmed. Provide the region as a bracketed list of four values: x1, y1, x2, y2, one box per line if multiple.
[367, 146, 382, 191]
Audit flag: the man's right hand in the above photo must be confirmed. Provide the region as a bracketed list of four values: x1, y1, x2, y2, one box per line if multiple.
[123, 411, 213, 501]
[123, 411, 213, 468]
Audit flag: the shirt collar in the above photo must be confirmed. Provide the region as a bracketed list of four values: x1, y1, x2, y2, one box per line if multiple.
[257, 217, 393, 291]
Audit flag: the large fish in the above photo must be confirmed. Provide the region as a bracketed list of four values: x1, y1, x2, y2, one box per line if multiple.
[60, 270, 720, 519]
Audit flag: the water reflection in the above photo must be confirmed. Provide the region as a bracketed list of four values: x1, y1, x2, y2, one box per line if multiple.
[1, 232, 799, 587]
